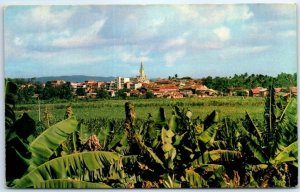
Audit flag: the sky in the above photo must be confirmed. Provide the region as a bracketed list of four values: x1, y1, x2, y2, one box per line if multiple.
[4, 4, 297, 79]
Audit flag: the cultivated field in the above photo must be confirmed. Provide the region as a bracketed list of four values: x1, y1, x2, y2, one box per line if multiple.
[7, 83, 298, 188]
[15, 96, 265, 124]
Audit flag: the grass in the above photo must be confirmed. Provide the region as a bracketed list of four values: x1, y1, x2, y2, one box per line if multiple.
[15, 96, 265, 124]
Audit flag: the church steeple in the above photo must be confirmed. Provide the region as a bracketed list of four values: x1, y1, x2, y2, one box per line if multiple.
[139, 61, 145, 78]
[137, 61, 149, 83]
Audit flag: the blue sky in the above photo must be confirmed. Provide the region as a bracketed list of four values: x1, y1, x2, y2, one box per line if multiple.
[4, 4, 297, 78]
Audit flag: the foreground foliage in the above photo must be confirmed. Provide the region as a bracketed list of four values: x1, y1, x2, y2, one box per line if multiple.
[6, 81, 297, 188]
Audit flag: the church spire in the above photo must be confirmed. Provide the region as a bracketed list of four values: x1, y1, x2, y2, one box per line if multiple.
[139, 61, 145, 78]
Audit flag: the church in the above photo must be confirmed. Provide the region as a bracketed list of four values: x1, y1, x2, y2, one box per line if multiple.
[136, 62, 149, 84]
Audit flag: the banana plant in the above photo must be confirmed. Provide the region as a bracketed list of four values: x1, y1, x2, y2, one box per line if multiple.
[238, 86, 298, 187]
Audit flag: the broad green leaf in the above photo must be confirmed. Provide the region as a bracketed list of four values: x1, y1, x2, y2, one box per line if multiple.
[97, 126, 110, 150]
[13, 151, 123, 188]
[203, 110, 219, 129]
[34, 179, 111, 188]
[107, 132, 124, 150]
[29, 117, 78, 166]
[157, 107, 166, 123]
[79, 123, 90, 145]
[134, 133, 165, 169]
[244, 112, 262, 141]
[197, 124, 219, 144]
[273, 141, 298, 165]
[185, 168, 207, 188]
[168, 115, 178, 132]
[246, 135, 268, 163]
[195, 150, 242, 164]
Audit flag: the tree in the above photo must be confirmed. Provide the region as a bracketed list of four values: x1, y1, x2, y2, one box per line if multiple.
[57, 82, 73, 99]
[76, 88, 86, 96]
[17, 86, 35, 103]
[41, 82, 73, 100]
[145, 91, 154, 99]
[96, 88, 109, 99]
[116, 88, 129, 99]
[34, 83, 44, 95]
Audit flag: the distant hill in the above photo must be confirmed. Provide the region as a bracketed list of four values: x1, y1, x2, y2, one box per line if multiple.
[33, 75, 115, 83]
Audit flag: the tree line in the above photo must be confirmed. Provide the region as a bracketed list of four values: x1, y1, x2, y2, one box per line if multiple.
[200, 72, 297, 93]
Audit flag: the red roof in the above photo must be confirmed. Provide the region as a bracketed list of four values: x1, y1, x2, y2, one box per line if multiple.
[274, 88, 282, 93]
[291, 87, 297, 93]
[251, 88, 262, 94]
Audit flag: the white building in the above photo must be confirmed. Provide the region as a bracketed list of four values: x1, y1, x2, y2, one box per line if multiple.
[115, 77, 130, 90]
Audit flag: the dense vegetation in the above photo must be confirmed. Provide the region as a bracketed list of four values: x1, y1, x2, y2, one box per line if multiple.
[8, 72, 297, 103]
[6, 80, 297, 188]
[201, 72, 297, 93]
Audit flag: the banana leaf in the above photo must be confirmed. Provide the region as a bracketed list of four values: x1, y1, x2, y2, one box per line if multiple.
[196, 164, 225, 175]
[203, 110, 219, 129]
[29, 117, 78, 167]
[78, 123, 90, 145]
[194, 150, 242, 165]
[157, 107, 166, 123]
[13, 151, 123, 188]
[134, 133, 165, 169]
[185, 168, 208, 188]
[197, 124, 219, 145]
[244, 112, 262, 141]
[161, 128, 176, 169]
[168, 114, 178, 133]
[272, 141, 298, 165]
[34, 179, 111, 188]
[246, 135, 268, 163]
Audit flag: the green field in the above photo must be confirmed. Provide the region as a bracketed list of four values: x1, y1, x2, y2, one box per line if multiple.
[15, 96, 265, 123]
[8, 89, 298, 188]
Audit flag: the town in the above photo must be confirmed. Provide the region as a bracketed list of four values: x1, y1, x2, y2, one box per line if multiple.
[15, 62, 297, 102]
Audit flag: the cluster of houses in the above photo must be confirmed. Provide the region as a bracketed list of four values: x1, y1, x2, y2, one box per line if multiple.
[48, 63, 220, 99]
[20, 62, 297, 99]
[47, 63, 297, 99]
[227, 86, 297, 97]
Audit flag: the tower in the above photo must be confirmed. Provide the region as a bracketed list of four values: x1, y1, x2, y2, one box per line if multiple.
[137, 61, 149, 83]
[139, 62, 145, 78]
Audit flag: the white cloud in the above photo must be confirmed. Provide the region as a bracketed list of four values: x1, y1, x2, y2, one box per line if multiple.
[213, 26, 231, 42]
[175, 5, 253, 25]
[121, 52, 150, 64]
[225, 5, 254, 21]
[52, 19, 107, 48]
[13, 37, 23, 46]
[164, 49, 186, 67]
[50, 51, 110, 65]
[130, 17, 165, 40]
[28, 6, 76, 28]
[162, 37, 186, 49]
